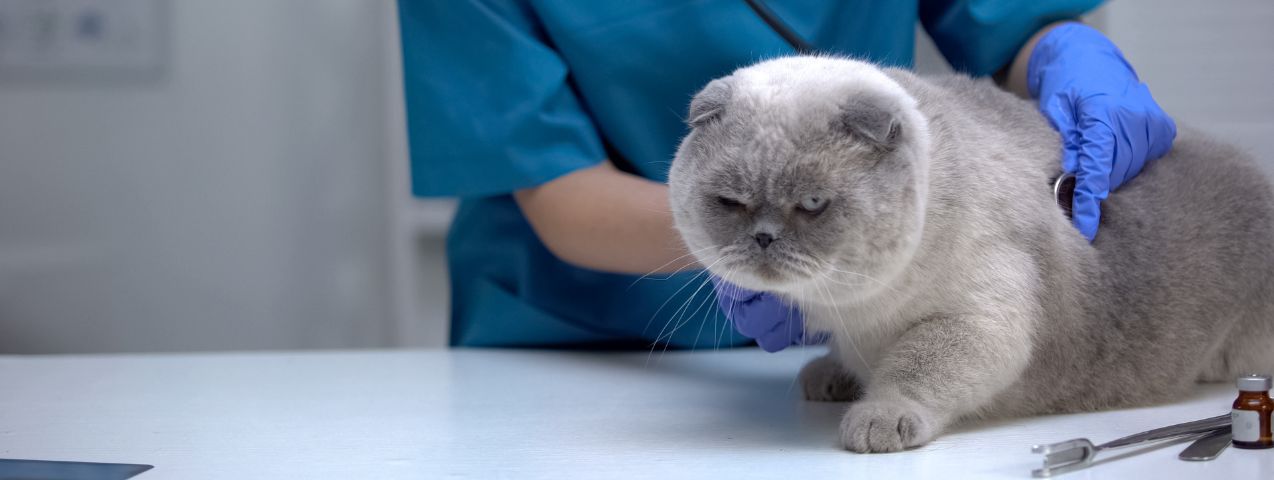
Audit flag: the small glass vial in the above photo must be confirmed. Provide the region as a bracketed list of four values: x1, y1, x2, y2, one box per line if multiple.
[1232, 374, 1274, 449]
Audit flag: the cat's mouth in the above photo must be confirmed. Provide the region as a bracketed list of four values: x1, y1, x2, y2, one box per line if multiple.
[716, 252, 817, 291]
[752, 263, 786, 282]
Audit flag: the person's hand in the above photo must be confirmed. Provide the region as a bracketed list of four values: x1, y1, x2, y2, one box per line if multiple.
[1027, 23, 1177, 242]
[709, 276, 809, 352]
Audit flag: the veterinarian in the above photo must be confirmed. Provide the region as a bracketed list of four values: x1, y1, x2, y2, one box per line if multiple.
[401, 1, 1176, 348]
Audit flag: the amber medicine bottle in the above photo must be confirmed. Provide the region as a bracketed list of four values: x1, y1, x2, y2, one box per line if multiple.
[1232, 374, 1274, 449]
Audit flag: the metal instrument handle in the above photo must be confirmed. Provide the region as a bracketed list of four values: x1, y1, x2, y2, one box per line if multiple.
[1100, 414, 1231, 449]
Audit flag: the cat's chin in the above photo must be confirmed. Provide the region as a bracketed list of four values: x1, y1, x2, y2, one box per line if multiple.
[726, 271, 860, 299]
[718, 268, 804, 293]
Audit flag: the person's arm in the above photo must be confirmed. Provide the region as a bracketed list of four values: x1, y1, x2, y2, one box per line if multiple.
[1000, 21, 1178, 241]
[1002, 21, 1067, 98]
[513, 162, 695, 275]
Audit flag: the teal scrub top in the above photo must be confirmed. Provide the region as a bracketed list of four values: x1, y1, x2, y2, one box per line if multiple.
[399, 0, 1101, 348]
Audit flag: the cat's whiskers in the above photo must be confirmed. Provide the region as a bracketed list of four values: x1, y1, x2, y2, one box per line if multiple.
[672, 269, 733, 356]
[814, 275, 873, 377]
[628, 244, 722, 288]
[714, 267, 756, 351]
[813, 258, 901, 295]
[817, 273, 870, 288]
[815, 268, 878, 291]
[646, 256, 730, 363]
[642, 255, 724, 354]
[787, 253, 823, 272]
[715, 267, 748, 351]
[650, 271, 715, 345]
[661, 270, 727, 353]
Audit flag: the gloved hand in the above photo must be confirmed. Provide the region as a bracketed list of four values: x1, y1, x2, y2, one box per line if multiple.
[710, 276, 809, 352]
[1027, 23, 1177, 242]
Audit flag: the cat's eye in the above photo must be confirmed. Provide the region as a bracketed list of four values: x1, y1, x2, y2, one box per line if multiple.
[716, 196, 746, 209]
[797, 196, 829, 215]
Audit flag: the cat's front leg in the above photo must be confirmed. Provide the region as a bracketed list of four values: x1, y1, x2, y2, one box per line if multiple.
[841, 313, 1031, 453]
[799, 354, 863, 402]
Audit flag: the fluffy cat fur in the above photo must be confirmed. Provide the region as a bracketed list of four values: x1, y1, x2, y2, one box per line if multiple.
[667, 56, 1274, 453]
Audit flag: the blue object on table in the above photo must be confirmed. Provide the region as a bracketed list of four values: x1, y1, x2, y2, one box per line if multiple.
[1027, 23, 1177, 242]
[0, 458, 152, 480]
[400, 0, 1102, 347]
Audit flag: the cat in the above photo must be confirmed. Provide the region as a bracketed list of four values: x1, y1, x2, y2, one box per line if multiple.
[667, 56, 1274, 453]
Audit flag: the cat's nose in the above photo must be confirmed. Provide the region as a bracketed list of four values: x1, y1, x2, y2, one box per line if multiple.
[754, 232, 774, 249]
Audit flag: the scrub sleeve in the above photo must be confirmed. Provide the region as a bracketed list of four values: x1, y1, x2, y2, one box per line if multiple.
[922, 0, 1103, 76]
[399, 0, 749, 348]
[400, 1, 604, 197]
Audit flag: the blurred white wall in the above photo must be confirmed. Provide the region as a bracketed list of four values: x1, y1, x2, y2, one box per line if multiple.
[0, 0, 402, 353]
[1099, 0, 1274, 176]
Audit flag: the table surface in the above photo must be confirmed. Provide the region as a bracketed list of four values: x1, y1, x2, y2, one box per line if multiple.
[1, 347, 1269, 479]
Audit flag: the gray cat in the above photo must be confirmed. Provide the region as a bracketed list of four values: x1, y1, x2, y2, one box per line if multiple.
[668, 56, 1274, 453]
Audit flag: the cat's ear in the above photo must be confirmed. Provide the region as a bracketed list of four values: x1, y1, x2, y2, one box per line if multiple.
[835, 94, 902, 149]
[688, 78, 733, 128]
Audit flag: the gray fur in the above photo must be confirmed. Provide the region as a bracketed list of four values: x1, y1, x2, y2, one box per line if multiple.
[668, 56, 1274, 453]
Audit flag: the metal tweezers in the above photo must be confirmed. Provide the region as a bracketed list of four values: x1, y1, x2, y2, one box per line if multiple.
[1031, 414, 1231, 477]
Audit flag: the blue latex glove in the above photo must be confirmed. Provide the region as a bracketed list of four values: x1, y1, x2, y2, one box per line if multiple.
[710, 276, 810, 352]
[1027, 23, 1177, 242]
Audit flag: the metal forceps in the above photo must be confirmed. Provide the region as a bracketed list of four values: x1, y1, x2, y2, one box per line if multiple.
[1030, 414, 1232, 477]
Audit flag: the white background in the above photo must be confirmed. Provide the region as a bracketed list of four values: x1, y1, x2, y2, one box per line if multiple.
[0, 0, 1269, 353]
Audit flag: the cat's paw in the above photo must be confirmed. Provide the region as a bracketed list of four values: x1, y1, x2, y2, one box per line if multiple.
[839, 397, 941, 453]
[798, 355, 862, 402]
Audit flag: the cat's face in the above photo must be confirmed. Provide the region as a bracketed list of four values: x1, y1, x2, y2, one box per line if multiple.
[669, 57, 930, 297]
